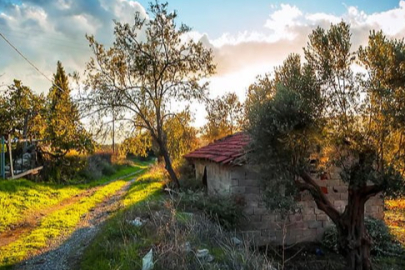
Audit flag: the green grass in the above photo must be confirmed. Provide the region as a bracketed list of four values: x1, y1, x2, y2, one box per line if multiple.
[0, 180, 129, 267]
[80, 166, 277, 270]
[81, 172, 165, 270]
[0, 160, 149, 234]
[0, 180, 82, 234]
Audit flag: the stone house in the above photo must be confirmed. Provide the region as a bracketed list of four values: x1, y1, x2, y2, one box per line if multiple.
[184, 132, 384, 245]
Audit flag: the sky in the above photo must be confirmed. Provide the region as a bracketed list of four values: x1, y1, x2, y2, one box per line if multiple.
[1, 0, 405, 127]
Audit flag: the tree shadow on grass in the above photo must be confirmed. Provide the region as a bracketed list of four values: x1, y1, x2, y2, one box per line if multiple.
[0, 179, 163, 270]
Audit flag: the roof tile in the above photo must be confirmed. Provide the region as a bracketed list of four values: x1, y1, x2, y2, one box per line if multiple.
[184, 132, 250, 165]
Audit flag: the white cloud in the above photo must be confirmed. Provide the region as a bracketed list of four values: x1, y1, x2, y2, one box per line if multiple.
[365, 2, 405, 36]
[1, 0, 405, 128]
[0, 0, 147, 94]
[185, 1, 405, 126]
[264, 4, 303, 41]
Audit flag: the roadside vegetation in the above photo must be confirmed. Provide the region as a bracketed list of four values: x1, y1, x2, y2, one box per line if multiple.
[81, 165, 272, 270]
[78, 162, 405, 270]
[0, 157, 150, 269]
[0, 154, 148, 234]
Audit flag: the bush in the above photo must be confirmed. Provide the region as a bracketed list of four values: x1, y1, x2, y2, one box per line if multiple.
[176, 190, 245, 230]
[80, 152, 117, 180]
[42, 155, 86, 183]
[322, 217, 405, 256]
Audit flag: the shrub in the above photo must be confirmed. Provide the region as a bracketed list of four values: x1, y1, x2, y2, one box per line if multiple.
[80, 152, 117, 180]
[175, 190, 245, 230]
[322, 217, 405, 256]
[42, 155, 86, 183]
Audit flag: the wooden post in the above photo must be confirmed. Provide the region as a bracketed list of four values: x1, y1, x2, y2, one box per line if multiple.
[112, 105, 115, 153]
[1, 136, 5, 179]
[8, 134, 14, 179]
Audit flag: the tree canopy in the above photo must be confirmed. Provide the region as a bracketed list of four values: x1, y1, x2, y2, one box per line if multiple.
[247, 22, 405, 270]
[0, 80, 46, 139]
[120, 109, 199, 164]
[83, 1, 215, 187]
[201, 92, 244, 143]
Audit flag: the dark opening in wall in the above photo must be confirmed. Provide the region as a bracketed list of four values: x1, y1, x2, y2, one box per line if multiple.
[202, 166, 207, 188]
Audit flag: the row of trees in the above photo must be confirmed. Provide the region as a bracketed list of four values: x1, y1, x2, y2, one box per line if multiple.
[1, 2, 244, 184]
[0, 62, 93, 181]
[118, 92, 245, 164]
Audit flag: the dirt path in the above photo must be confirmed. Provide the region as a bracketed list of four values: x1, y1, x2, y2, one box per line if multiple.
[0, 188, 99, 248]
[14, 178, 136, 270]
[0, 170, 143, 249]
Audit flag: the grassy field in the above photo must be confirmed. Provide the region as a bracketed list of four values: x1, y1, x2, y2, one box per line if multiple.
[0, 160, 149, 234]
[0, 159, 151, 269]
[0, 180, 128, 267]
[0, 180, 81, 234]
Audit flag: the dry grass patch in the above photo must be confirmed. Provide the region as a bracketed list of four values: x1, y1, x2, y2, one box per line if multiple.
[81, 187, 274, 270]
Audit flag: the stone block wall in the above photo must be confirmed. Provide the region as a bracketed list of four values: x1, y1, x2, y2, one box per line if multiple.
[192, 160, 385, 246]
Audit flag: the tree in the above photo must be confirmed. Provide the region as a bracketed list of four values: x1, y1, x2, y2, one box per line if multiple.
[120, 109, 199, 164]
[83, 1, 215, 187]
[44, 61, 93, 158]
[201, 92, 244, 142]
[247, 22, 405, 270]
[164, 109, 199, 163]
[0, 80, 46, 139]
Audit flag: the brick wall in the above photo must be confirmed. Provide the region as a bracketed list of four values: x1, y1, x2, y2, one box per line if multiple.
[192, 160, 385, 246]
[230, 165, 384, 245]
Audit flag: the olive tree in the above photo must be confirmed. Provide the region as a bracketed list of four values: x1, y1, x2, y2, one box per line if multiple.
[83, 2, 215, 187]
[247, 22, 405, 270]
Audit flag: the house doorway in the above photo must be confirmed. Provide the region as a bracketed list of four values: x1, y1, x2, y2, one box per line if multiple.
[202, 166, 207, 189]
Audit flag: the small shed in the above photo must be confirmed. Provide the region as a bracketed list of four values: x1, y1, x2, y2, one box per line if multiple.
[184, 132, 384, 245]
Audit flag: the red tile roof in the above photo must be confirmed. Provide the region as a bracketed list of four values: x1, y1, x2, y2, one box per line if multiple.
[184, 132, 250, 165]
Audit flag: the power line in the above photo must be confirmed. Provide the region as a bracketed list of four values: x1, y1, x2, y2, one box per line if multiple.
[0, 28, 89, 51]
[0, 32, 65, 92]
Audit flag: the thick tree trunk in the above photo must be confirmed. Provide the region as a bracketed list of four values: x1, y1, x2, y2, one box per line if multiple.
[337, 189, 372, 270]
[299, 172, 377, 270]
[160, 144, 180, 188]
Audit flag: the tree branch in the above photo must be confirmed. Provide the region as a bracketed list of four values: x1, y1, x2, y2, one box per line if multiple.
[299, 171, 341, 223]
